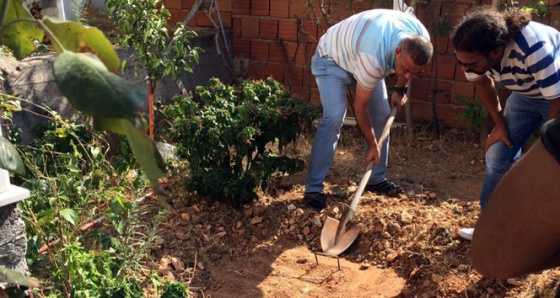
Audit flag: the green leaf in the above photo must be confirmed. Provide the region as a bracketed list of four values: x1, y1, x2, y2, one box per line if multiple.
[53, 51, 147, 118]
[123, 120, 165, 184]
[42, 17, 121, 72]
[59, 208, 78, 226]
[0, 0, 44, 59]
[92, 116, 129, 135]
[94, 117, 164, 184]
[0, 267, 41, 288]
[0, 135, 25, 175]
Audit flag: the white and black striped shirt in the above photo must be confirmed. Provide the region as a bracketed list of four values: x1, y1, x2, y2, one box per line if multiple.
[466, 21, 560, 100]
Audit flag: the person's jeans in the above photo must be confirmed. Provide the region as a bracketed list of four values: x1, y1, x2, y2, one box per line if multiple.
[304, 51, 392, 193]
[480, 92, 551, 208]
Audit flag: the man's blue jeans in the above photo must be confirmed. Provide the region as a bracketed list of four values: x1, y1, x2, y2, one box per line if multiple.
[480, 92, 551, 208]
[305, 51, 392, 194]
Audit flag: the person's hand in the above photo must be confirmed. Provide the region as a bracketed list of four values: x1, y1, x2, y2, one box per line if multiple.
[391, 92, 407, 108]
[485, 125, 513, 151]
[366, 141, 381, 166]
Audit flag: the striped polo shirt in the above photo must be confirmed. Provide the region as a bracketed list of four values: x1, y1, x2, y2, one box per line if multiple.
[316, 9, 430, 90]
[465, 21, 560, 100]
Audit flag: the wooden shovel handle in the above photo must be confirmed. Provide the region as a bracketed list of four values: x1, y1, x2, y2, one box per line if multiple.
[348, 106, 398, 213]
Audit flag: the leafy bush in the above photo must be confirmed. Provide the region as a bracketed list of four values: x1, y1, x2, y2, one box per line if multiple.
[163, 77, 320, 206]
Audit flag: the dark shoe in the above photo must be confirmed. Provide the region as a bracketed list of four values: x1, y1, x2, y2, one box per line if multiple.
[304, 192, 326, 211]
[365, 180, 404, 197]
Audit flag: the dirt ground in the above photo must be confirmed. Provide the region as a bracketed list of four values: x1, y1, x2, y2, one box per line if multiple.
[143, 123, 560, 298]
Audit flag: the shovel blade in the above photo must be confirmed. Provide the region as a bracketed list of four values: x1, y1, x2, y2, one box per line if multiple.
[320, 216, 361, 256]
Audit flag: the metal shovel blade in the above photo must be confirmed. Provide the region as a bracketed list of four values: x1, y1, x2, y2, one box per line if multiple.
[319, 106, 398, 256]
[320, 216, 361, 255]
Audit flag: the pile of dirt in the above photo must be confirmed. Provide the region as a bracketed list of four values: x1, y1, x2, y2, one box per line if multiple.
[141, 125, 560, 297]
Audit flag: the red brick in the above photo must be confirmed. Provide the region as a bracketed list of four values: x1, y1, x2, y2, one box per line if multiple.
[411, 101, 433, 123]
[438, 104, 463, 127]
[196, 11, 213, 27]
[278, 19, 298, 42]
[454, 0, 476, 5]
[433, 54, 456, 80]
[267, 62, 285, 82]
[251, 40, 269, 60]
[285, 42, 306, 65]
[269, 42, 283, 63]
[216, 0, 232, 12]
[450, 81, 475, 104]
[241, 17, 259, 38]
[441, 3, 469, 26]
[168, 9, 181, 25]
[232, 0, 250, 15]
[219, 11, 232, 28]
[181, 0, 195, 9]
[420, 57, 433, 77]
[232, 17, 242, 37]
[430, 80, 451, 104]
[286, 65, 305, 88]
[248, 61, 269, 80]
[302, 21, 318, 43]
[271, 1, 290, 18]
[164, 0, 181, 9]
[416, 1, 439, 31]
[306, 42, 317, 59]
[435, 36, 449, 55]
[260, 18, 278, 39]
[251, 0, 270, 16]
[178, 10, 190, 25]
[549, 7, 560, 28]
[233, 39, 250, 59]
[409, 77, 430, 102]
[290, 0, 308, 18]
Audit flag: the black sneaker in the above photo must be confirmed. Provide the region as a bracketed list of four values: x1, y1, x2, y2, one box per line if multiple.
[303, 192, 326, 211]
[365, 180, 404, 197]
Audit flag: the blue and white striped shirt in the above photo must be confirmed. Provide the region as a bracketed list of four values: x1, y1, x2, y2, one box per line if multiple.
[316, 9, 430, 90]
[465, 21, 560, 100]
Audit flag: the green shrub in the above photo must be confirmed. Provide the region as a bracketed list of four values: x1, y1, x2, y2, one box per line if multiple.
[163, 77, 320, 206]
[455, 94, 488, 134]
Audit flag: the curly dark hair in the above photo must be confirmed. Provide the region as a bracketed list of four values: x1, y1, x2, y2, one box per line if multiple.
[451, 6, 531, 55]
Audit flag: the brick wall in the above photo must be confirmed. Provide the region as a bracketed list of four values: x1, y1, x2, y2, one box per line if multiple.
[164, 0, 560, 127]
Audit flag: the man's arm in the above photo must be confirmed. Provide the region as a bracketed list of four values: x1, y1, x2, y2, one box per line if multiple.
[474, 75, 512, 150]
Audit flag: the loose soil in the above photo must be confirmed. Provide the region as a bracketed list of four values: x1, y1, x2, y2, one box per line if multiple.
[142, 124, 560, 298]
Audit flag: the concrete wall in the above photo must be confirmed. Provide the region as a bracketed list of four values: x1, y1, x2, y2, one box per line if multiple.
[0, 204, 28, 290]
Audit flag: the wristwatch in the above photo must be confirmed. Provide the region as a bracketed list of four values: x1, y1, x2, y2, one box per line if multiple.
[393, 86, 408, 96]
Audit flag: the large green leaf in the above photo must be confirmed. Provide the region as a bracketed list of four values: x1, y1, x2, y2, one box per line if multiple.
[0, 0, 44, 59]
[59, 208, 78, 226]
[94, 117, 165, 184]
[124, 120, 165, 184]
[0, 267, 41, 288]
[42, 17, 120, 72]
[0, 136, 25, 175]
[92, 116, 128, 135]
[53, 51, 147, 118]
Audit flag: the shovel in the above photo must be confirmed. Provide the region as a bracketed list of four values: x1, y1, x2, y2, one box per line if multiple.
[320, 106, 398, 256]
